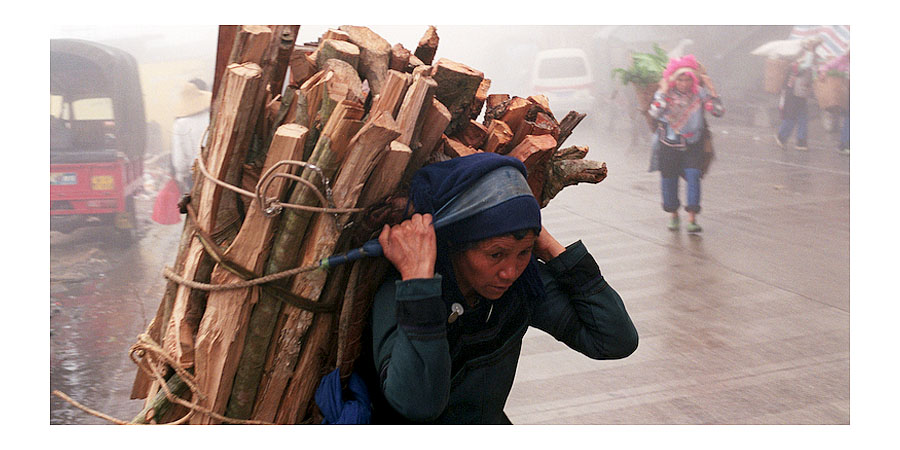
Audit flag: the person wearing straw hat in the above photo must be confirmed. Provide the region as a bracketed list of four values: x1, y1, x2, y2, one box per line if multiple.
[171, 79, 212, 193]
[359, 152, 639, 424]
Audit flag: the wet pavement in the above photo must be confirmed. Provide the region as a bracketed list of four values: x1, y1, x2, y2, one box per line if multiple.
[507, 108, 850, 424]
[48, 106, 850, 425]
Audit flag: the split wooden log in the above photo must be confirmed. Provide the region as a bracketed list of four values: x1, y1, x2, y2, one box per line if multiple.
[443, 135, 481, 158]
[160, 62, 263, 371]
[493, 97, 531, 150]
[402, 97, 451, 185]
[506, 133, 557, 199]
[225, 100, 364, 421]
[190, 124, 308, 424]
[458, 119, 489, 148]
[554, 111, 587, 150]
[369, 70, 412, 119]
[321, 28, 351, 42]
[510, 109, 559, 149]
[316, 39, 360, 71]
[395, 73, 438, 147]
[467, 78, 491, 120]
[254, 112, 401, 423]
[358, 141, 412, 208]
[414, 25, 439, 65]
[483, 119, 513, 153]
[289, 50, 316, 86]
[338, 25, 391, 97]
[390, 43, 411, 72]
[430, 58, 484, 136]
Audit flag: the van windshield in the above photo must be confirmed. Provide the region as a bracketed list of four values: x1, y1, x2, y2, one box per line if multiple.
[538, 57, 588, 78]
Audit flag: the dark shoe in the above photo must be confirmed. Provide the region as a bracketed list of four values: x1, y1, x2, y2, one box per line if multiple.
[686, 222, 703, 233]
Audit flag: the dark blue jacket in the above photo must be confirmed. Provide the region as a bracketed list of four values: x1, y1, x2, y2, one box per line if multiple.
[362, 241, 638, 424]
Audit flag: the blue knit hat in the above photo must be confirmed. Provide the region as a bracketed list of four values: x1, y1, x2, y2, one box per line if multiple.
[407, 152, 542, 245]
[407, 152, 545, 303]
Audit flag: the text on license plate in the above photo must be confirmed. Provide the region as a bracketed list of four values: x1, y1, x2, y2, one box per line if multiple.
[91, 175, 115, 190]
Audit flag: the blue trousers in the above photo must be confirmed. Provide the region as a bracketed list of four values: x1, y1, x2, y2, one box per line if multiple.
[658, 139, 703, 214]
[777, 94, 808, 144]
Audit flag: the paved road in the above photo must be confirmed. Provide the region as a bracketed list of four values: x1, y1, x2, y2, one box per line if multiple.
[507, 112, 850, 424]
[48, 108, 850, 426]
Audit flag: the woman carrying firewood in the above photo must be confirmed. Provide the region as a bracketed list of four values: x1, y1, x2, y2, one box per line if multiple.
[648, 54, 724, 233]
[359, 152, 638, 424]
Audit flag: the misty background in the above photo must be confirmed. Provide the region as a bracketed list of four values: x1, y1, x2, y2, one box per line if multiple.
[48, 24, 796, 158]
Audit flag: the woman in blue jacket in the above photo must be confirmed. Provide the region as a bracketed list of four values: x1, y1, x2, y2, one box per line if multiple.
[360, 153, 638, 424]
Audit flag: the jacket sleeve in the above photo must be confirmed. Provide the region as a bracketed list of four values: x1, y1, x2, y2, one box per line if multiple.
[530, 241, 639, 359]
[369, 275, 451, 422]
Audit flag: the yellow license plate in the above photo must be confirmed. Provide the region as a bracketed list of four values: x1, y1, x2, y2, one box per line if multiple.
[91, 175, 115, 190]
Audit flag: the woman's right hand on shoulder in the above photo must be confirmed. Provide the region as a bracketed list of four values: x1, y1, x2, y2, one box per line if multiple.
[379, 213, 437, 281]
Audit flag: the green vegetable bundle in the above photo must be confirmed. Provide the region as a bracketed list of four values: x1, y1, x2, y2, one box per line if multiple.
[611, 44, 669, 87]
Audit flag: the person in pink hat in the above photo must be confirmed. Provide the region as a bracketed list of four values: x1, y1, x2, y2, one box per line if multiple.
[648, 55, 724, 233]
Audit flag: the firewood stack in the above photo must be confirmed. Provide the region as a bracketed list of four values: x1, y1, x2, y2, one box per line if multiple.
[129, 24, 607, 425]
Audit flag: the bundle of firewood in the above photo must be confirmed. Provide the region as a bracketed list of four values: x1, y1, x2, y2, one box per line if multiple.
[128, 24, 607, 425]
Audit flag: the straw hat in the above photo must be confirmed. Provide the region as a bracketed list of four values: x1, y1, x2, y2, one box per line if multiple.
[176, 81, 212, 118]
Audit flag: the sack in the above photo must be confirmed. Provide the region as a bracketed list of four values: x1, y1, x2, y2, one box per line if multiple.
[764, 58, 791, 94]
[151, 178, 182, 225]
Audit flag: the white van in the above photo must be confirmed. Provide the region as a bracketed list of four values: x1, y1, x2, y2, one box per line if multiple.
[530, 48, 599, 120]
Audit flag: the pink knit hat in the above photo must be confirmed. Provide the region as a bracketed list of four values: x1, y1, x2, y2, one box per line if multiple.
[663, 54, 700, 94]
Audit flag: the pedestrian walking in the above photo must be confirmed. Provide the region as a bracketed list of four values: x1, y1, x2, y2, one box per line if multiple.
[775, 36, 822, 151]
[171, 79, 212, 194]
[359, 153, 639, 424]
[648, 54, 724, 233]
[820, 50, 850, 155]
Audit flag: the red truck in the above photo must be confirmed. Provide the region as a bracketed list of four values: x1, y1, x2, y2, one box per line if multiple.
[50, 39, 146, 246]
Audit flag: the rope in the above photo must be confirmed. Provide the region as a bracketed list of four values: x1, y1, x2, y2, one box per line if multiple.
[195, 155, 363, 216]
[128, 333, 275, 425]
[161, 204, 338, 313]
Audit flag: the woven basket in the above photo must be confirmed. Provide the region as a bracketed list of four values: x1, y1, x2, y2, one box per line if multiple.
[764, 58, 790, 94]
[814, 75, 849, 111]
[634, 82, 659, 132]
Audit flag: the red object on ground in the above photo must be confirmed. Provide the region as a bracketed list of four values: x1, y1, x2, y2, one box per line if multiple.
[152, 178, 182, 225]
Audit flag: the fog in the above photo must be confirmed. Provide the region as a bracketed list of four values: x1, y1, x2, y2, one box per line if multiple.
[49, 24, 797, 148]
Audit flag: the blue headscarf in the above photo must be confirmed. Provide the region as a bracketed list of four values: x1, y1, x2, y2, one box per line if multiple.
[407, 153, 545, 302]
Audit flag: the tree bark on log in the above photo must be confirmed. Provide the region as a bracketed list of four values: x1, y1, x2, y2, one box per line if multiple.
[252, 112, 400, 423]
[554, 111, 587, 150]
[414, 25, 439, 65]
[316, 39, 360, 71]
[338, 25, 391, 97]
[190, 124, 308, 424]
[160, 62, 263, 371]
[541, 159, 608, 207]
[430, 58, 484, 136]
[224, 99, 363, 421]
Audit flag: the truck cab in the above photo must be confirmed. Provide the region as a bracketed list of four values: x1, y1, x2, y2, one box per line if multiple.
[50, 39, 146, 245]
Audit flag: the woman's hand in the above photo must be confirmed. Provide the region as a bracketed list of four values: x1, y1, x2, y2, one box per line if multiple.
[379, 213, 437, 281]
[534, 226, 566, 263]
